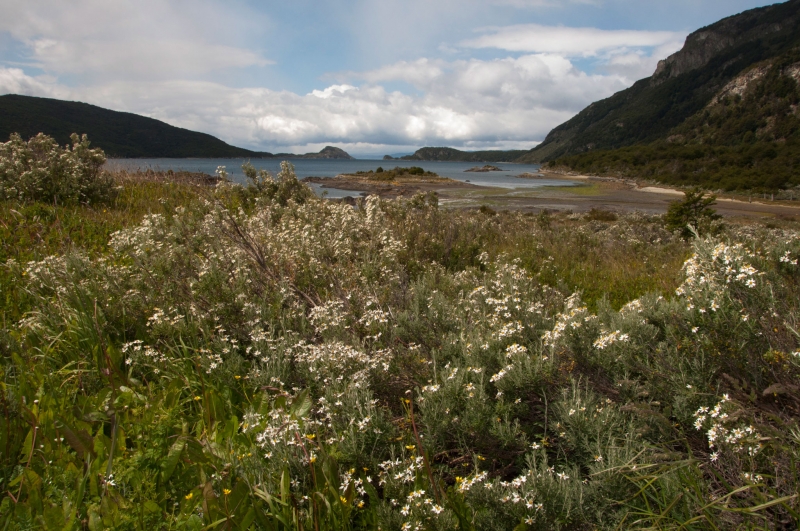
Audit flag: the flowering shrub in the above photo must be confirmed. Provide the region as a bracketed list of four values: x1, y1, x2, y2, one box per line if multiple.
[2, 162, 799, 529]
[0, 132, 114, 204]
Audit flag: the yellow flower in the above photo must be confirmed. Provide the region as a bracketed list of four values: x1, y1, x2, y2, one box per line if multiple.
[340, 496, 348, 504]
[357, 501, 365, 508]
[310, 456, 317, 463]
[405, 445, 415, 451]
[223, 488, 232, 496]
[185, 492, 193, 500]
[234, 375, 241, 380]
[455, 476, 463, 483]
[476, 455, 485, 461]
[306, 434, 315, 440]
[193, 396, 201, 401]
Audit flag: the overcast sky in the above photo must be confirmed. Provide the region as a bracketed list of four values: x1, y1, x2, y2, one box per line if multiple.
[0, 0, 779, 157]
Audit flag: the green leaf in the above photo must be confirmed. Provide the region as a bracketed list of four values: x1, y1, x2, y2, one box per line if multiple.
[238, 507, 256, 530]
[161, 437, 186, 482]
[42, 504, 65, 531]
[143, 500, 161, 514]
[57, 419, 97, 460]
[290, 389, 311, 419]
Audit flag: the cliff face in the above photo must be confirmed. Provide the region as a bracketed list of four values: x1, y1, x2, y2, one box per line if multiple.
[652, 2, 798, 82]
[652, 31, 736, 81]
[518, 0, 800, 163]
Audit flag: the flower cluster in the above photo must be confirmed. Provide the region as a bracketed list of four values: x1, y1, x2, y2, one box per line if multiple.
[593, 330, 630, 350]
[694, 395, 763, 458]
[676, 242, 761, 296]
[293, 341, 391, 388]
[542, 294, 596, 348]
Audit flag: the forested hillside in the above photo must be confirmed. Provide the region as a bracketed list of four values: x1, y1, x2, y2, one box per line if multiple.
[551, 52, 800, 190]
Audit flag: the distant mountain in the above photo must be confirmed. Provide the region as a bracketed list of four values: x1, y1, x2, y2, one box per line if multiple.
[517, 0, 800, 165]
[0, 94, 353, 160]
[282, 146, 354, 160]
[385, 147, 528, 163]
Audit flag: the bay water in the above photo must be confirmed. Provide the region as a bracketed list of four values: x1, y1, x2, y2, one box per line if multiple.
[105, 158, 569, 198]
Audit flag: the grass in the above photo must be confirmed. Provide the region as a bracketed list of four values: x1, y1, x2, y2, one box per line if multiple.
[540, 183, 601, 196]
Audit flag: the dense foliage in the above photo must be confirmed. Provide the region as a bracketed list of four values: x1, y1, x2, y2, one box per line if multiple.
[352, 167, 438, 182]
[1, 165, 799, 530]
[664, 189, 723, 239]
[0, 133, 115, 205]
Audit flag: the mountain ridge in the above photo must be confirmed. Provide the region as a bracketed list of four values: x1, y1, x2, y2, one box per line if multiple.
[0, 94, 353, 160]
[384, 146, 527, 163]
[517, 0, 800, 165]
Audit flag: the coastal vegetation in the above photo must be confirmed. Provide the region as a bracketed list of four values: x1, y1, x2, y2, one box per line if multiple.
[1, 134, 799, 529]
[352, 167, 441, 181]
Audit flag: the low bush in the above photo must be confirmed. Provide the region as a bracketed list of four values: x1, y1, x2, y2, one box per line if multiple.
[0, 133, 115, 205]
[665, 188, 723, 238]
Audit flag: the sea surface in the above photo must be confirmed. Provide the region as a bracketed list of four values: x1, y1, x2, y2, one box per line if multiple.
[105, 158, 569, 198]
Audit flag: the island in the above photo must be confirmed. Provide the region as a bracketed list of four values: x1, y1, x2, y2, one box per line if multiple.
[465, 165, 503, 172]
[301, 166, 481, 198]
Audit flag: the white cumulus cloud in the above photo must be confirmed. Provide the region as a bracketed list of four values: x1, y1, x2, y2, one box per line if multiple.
[0, 0, 271, 80]
[464, 24, 684, 57]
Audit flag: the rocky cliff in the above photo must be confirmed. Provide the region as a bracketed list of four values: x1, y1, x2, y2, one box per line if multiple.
[652, 2, 798, 82]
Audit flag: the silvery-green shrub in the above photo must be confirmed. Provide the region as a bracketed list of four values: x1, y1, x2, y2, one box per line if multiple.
[0, 132, 114, 204]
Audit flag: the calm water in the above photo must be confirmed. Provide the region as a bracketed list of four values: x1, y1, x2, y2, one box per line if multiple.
[105, 158, 570, 198]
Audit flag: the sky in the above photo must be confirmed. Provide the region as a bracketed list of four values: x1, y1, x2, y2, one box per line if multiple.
[0, 0, 781, 157]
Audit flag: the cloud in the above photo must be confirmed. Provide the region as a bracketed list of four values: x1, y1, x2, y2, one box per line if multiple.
[464, 24, 684, 57]
[0, 67, 69, 99]
[0, 0, 271, 80]
[25, 39, 271, 79]
[310, 85, 358, 99]
[490, 0, 602, 7]
[358, 59, 445, 86]
[1, 48, 630, 154]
